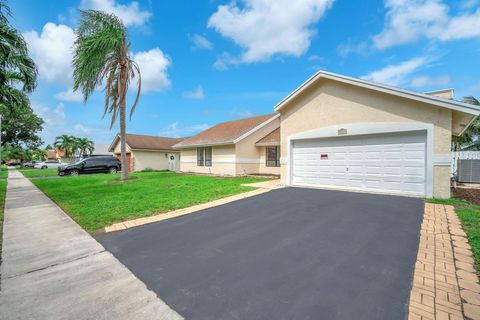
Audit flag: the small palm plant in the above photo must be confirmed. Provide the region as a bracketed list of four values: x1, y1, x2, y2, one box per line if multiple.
[72, 10, 141, 180]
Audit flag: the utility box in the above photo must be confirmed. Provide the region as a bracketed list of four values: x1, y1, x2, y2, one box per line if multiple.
[457, 159, 480, 183]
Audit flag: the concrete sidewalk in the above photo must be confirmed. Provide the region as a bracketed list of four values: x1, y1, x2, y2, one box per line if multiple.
[0, 169, 182, 320]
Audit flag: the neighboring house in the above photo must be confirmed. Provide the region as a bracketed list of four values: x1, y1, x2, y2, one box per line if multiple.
[92, 143, 111, 156]
[274, 70, 479, 198]
[45, 148, 65, 160]
[108, 134, 185, 172]
[173, 114, 281, 176]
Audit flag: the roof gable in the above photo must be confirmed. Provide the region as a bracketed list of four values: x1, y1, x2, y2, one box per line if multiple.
[109, 134, 185, 152]
[274, 70, 480, 116]
[174, 114, 279, 148]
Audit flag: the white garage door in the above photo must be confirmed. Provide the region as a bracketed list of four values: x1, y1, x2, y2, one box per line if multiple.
[291, 131, 426, 196]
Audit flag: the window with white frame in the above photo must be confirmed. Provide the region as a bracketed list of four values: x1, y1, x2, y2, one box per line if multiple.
[197, 147, 212, 167]
[197, 147, 204, 166]
[266, 146, 280, 167]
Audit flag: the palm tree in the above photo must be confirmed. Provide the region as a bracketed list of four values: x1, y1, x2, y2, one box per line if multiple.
[54, 134, 75, 158]
[72, 10, 141, 180]
[76, 137, 94, 156]
[453, 96, 480, 151]
[0, 1, 37, 105]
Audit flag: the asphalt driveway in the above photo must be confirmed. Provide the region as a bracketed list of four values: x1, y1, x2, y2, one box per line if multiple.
[96, 188, 424, 320]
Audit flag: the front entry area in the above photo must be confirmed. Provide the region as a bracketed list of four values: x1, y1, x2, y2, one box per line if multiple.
[291, 131, 427, 196]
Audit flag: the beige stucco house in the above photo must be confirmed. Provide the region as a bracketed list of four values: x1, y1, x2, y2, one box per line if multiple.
[108, 134, 184, 172]
[173, 114, 281, 176]
[274, 71, 480, 198]
[173, 70, 479, 199]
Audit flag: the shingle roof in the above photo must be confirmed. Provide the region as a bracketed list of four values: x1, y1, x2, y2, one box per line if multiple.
[109, 134, 186, 152]
[174, 114, 277, 148]
[256, 127, 280, 145]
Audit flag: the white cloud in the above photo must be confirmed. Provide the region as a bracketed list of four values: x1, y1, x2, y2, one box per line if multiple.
[54, 88, 84, 102]
[228, 108, 255, 118]
[159, 122, 211, 137]
[182, 86, 205, 100]
[32, 102, 66, 127]
[373, 0, 480, 49]
[190, 34, 213, 50]
[23, 23, 75, 84]
[207, 0, 334, 65]
[361, 57, 429, 86]
[213, 52, 239, 71]
[133, 48, 172, 93]
[410, 75, 450, 87]
[80, 0, 151, 27]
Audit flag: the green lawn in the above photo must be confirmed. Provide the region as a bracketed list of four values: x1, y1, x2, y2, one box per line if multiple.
[19, 168, 58, 178]
[31, 171, 267, 232]
[0, 169, 8, 179]
[427, 198, 480, 270]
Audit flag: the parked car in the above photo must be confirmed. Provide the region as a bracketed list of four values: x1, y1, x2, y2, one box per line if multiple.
[7, 161, 22, 166]
[34, 160, 67, 169]
[58, 156, 121, 176]
[23, 160, 38, 168]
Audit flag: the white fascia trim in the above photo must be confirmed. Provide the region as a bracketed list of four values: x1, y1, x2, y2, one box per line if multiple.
[130, 148, 180, 153]
[108, 134, 121, 152]
[173, 141, 234, 149]
[286, 122, 435, 198]
[274, 70, 480, 116]
[256, 141, 280, 147]
[233, 114, 280, 144]
[459, 114, 479, 136]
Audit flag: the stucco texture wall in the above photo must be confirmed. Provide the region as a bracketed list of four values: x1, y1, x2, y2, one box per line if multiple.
[178, 118, 281, 176]
[279, 79, 453, 198]
[235, 117, 280, 175]
[131, 150, 172, 171]
[179, 145, 236, 175]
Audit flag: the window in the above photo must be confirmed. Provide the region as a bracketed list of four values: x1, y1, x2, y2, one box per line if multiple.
[197, 147, 204, 166]
[266, 146, 280, 167]
[197, 147, 212, 167]
[205, 147, 212, 167]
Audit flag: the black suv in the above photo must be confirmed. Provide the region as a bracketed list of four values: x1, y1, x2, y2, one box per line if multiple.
[58, 156, 121, 176]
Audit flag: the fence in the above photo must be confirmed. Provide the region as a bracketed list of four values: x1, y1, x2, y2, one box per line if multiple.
[451, 151, 480, 176]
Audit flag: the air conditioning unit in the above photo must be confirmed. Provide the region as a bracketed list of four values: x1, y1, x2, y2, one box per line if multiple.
[457, 159, 480, 183]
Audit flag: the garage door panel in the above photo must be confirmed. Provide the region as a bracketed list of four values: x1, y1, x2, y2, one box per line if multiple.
[292, 132, 426, 196]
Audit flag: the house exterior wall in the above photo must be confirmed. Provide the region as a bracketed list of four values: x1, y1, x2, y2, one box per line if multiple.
[131, 150, 174, 171]
[113, 142, 131, 154]
[259, 147, 281, 175]
[179, 145, 236, 175]
[279, 80, 453, 198]
[235, 117, 280, 175]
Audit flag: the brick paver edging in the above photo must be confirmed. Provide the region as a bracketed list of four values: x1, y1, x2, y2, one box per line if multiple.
[408, 203, 480, 320]
[102, 188, 271, 233]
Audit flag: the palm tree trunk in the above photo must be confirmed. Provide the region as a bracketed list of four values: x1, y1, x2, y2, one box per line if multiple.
[119, 64, 128, 181]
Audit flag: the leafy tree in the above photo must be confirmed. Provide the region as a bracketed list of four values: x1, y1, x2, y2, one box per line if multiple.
[0, 103, 43, 148]
[1, 144, 30, 162]
[73, 10, 141, 180]
[54, 134, 75, 158]
[32, 148, 46, 161]
[452, 96, 480, 151]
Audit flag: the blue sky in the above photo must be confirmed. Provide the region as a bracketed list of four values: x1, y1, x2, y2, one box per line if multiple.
[9, 0, 480, 146]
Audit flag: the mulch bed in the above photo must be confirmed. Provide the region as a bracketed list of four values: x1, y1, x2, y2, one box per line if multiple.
[453, 188, 480, 205]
